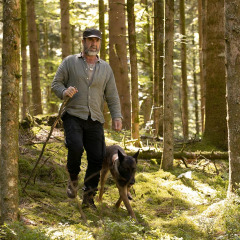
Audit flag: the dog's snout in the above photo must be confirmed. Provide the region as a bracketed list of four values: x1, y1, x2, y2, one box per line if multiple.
[129, 178, 135, 185]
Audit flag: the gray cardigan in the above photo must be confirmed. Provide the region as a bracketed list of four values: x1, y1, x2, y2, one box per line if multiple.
[51, 54, 122, 123]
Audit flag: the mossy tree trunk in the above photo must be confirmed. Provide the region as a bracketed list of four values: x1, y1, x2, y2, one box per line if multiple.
[161, 0, 174, 170]
[127, 0, 140, 146]
[179, 0, 189, 141]
[26, 0, 43, 115]
[203, 0, 227, 150]
[109, 0, 131, 129]
[1, 0, 20, 223]
[225, 0, 240, 196]
[60, 0, 71, 59]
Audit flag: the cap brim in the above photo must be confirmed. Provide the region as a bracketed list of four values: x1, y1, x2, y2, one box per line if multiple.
[85, 35, 101, 39]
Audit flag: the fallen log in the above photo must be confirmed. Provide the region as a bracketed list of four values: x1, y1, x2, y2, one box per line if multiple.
[128, 150, 228, 161]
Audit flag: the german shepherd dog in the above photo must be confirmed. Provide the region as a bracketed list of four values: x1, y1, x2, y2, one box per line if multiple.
[98, 145, 139, 219]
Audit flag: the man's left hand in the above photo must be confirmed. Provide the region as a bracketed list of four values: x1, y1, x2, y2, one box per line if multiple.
[112, 118, 122, 132]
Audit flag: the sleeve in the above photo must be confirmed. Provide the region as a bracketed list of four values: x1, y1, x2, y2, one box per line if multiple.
[51, 58, 69, 99]
[104, 67, 123, 120]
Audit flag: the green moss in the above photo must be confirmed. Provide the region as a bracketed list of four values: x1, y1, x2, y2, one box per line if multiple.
[16, 129, 236, 239]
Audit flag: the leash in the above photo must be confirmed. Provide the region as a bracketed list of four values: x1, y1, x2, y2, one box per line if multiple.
[23, 97, 70, 191]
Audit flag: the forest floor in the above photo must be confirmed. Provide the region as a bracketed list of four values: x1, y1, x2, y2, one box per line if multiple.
[0, 120, 240, 240]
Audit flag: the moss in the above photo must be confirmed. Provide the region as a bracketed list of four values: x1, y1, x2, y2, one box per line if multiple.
[16, 129, 236, 239]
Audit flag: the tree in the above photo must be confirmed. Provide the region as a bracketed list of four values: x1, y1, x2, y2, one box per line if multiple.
[127, 0, 140, 145]
[202, 0, 227, 150]
[99, 0, 111, 129]
[139, 0, 153, 128]
[60, 0, 71, 59]
[153, 0, 164, 137]
[225, 0, 240, 196]
[161, 0, 174, 170]
[26, 0, 43, 115]
[192, 25, 200, 136]
[179, 0, 189, 140]
[21, 0, 28, 120]
[198, 0, 205, 133]
[1, 0, 21, 223]
[99, 0, 106, 61]
[109, 0, 131, 129]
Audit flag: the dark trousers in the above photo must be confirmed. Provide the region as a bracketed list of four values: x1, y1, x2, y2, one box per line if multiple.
[62, 113, 105, 192]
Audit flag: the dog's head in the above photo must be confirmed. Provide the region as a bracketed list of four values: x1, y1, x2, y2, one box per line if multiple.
[117, 150, 139, 186]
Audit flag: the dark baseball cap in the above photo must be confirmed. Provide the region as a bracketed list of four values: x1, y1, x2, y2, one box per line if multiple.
[83, 29, 102, 39]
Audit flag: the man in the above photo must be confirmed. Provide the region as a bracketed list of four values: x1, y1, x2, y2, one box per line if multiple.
[52, 28, 122, 208]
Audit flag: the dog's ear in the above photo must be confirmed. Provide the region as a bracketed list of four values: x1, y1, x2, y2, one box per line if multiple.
[132, 150, 140, 163]
[118, 149, 125, 163]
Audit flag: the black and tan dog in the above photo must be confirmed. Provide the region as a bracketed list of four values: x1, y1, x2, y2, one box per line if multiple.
[98, 145, 139, 219]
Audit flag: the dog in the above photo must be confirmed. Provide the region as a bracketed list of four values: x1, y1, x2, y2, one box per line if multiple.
[98, 145, 139, 219]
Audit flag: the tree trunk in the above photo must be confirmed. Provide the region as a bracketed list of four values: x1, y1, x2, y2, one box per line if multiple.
[225, 0, 240, 196]
[192, 25, 200, 136]
[99, 0, 110, 129]
[21, 0, 28, 120]
[1, 0, 20, 223]
[140, 0, 153, 128]
[99, 0, 106, 61]
[109, 0, 131, 129]
[179, 0, 189, 141]
[26, 0, 43, 115]
[153, 0, 160, 137]
[157, 0, 164, 137]
[198, 0, 205, 133]
[203, 0, 227, 150]
[153, 0, 164, 137]
[71, 25, 75, 55]
[60, 0, 71, 59]
[161, 0, 174, 170]
[127, 0, 140, 145]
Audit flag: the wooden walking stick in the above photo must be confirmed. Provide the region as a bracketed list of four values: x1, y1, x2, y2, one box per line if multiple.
[23, 97, 70, 191]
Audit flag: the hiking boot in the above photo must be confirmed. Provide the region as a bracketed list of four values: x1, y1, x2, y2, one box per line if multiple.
[66, 179, 78, 198]
[82, 191, 97, 209]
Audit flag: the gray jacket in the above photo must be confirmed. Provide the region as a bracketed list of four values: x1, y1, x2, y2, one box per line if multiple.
[51, 54, 122, 123]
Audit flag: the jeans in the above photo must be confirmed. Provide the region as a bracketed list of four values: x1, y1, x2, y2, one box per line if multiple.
[62, 112, 105, 192]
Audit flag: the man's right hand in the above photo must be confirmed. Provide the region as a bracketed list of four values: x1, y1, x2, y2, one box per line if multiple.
[63, 86, 78, 99]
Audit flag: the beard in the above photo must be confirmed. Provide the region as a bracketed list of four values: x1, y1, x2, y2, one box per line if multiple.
[83, 42, 100, 56]
[84, 49, 99, 56]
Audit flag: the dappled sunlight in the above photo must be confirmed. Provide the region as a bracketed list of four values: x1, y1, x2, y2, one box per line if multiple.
[44, 223, 94, 240]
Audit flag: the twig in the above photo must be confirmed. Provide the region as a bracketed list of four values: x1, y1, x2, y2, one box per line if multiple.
[181, 157, 189, 168]
[74, 196, 87, 222]
[23, 97, 70, 191]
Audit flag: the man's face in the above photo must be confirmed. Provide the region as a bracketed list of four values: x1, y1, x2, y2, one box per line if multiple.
[83, 37, 101, 56]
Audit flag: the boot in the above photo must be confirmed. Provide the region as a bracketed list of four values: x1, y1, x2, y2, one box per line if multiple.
[82, 189, 97, 209]
[66, 179, 78, 198]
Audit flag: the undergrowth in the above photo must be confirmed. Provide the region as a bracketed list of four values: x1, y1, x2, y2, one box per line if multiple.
[1, 128, 239, 240]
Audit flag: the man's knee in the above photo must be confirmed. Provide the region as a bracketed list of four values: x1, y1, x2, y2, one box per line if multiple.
[68, 140, 84, 155]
